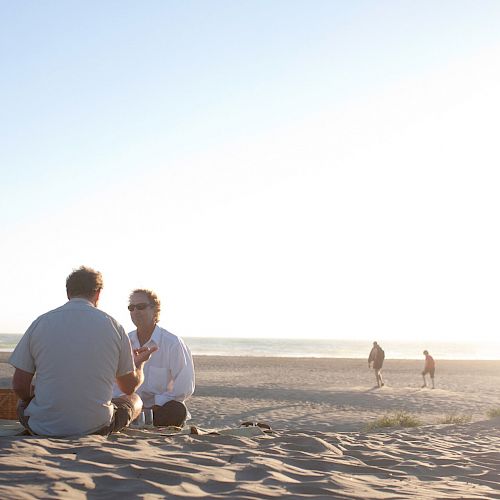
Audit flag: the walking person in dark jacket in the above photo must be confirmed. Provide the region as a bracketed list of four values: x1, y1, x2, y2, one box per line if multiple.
[368, 341, 385, 388]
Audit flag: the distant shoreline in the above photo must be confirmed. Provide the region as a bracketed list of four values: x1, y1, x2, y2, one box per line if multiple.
[2, 335, 499, 360]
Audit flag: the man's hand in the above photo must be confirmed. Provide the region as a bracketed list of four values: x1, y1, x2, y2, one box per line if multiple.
[134, 345, 158, 367]
[117, 346, 158, 395]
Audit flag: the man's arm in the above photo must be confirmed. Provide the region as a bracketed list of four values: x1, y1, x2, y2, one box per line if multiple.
[12, 368, 34, 401]
[170, 343, 195, 401]
[368, 348, 374, 366]
[150, 342, 195, 406]
[116, 346, 157, 395]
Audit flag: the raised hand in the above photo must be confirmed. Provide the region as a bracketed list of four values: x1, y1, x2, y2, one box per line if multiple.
[133, 345, 158, 367]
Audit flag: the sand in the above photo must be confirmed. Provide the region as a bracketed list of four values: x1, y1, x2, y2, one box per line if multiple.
[0, 353, 499, 499]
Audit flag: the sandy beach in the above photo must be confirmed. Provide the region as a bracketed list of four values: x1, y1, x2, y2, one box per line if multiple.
[1, 353, 499, 498]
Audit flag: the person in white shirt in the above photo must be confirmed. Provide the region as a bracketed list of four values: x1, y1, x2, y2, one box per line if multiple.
[9, 266, 157, 437]
[122, 288, 195, 427]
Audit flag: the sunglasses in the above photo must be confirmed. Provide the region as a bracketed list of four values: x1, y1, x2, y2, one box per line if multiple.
[127, 303, 151, 312]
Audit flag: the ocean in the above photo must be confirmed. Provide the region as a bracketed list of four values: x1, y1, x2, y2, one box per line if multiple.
[1, 334, 499, 360]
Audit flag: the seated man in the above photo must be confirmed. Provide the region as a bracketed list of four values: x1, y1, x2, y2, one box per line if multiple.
[115, 289, 195, 427]
[9, 266, 156, 437]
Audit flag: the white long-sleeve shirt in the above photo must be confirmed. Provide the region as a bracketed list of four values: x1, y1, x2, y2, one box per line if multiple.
[116, 325, 195, 413]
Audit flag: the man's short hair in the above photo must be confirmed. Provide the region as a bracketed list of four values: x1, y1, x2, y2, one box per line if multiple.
[66, 266, 103, 299]
[130, 288, 161, 323]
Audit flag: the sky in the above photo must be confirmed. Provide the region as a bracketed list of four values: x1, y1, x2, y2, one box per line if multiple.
[1, 1, 499, 344]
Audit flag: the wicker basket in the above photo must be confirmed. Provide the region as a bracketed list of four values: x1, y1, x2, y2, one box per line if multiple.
[0, 389, 19, 420]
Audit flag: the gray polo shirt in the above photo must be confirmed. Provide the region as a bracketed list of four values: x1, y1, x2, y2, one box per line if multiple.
[9, 298, 134, 436]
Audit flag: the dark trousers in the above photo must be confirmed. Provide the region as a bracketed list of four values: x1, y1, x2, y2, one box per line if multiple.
[153, 400, 188, 427]
[17, 398, 135, 436]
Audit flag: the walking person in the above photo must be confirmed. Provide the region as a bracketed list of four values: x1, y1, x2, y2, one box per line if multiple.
[421, 350, 435, 389]
[368, 341, 385, 388]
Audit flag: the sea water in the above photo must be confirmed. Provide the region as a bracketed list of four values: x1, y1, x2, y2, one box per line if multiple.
[1, 333, 499, 360]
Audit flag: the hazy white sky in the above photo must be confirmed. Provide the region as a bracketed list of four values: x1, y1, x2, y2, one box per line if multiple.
[1, 1, 499, 342]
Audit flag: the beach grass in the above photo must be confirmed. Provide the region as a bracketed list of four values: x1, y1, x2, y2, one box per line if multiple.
[438, 414, 472, 425]
[487, 407, 500, 418]
[364, 411, 422, 431]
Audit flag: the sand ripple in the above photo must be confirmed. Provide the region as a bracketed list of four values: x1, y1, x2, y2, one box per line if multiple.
[0, 418, 498, 499]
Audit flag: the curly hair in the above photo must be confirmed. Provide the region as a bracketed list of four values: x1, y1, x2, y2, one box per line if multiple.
[66, 266, 103, 299]
[129, 288, 161, 323]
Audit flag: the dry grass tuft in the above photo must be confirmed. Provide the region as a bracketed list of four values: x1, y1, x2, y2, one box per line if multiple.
[438, 414, 472, 425]
[365, 411, 422, 431]
[487, 408, 500, 419]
